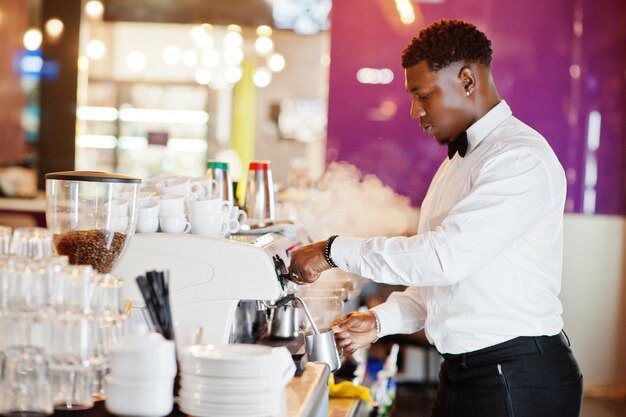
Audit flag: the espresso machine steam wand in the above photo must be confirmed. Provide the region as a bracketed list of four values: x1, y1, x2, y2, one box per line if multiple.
[256, 255, 320, 334]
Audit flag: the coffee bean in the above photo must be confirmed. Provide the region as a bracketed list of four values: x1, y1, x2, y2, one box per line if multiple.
[54, 229, 127, 273]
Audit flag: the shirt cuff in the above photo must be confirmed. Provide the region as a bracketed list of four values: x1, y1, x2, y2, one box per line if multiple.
[370, 304, 390, 339]
[369, 302, 405, 338]
[330, 236, 366, 273]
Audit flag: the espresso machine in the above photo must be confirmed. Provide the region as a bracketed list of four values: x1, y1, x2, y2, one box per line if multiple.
[112, 225, 310, 346]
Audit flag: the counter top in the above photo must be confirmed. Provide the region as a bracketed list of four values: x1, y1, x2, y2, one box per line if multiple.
[53, 362, 333, 417]
[287, 362, 330, 416]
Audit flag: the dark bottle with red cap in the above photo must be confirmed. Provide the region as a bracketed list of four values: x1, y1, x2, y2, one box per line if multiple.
[243, 160, 274, 224]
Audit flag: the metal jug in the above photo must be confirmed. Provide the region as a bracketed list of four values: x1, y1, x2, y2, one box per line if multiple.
[269, 304, 300, 339]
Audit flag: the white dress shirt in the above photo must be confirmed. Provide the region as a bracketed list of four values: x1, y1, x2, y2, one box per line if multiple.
[332, 100, 567, 354]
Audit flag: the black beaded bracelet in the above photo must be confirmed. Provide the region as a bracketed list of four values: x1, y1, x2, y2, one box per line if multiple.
[324, 235, 339, 268]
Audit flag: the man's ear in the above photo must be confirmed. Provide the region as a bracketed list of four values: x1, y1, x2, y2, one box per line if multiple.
[459, 66, 476, 96]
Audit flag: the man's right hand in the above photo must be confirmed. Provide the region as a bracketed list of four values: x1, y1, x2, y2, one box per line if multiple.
[332, 311, 378, 357]
[287, 240, 331, 285]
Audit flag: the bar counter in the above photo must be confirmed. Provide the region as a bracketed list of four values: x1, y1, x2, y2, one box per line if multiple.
[53, 362, 363, 417]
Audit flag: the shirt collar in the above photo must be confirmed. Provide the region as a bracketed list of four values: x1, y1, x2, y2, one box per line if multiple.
[465, 100, 512, 155]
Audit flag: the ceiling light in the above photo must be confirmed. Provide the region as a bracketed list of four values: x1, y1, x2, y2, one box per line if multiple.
[268, 53, 285, 72]
[126, 51, 146, 72]
[201, 49, 220, 68]
[84, 1, 104, 19]
[256, 25, 273, 37]
[45, 19, 64, 40]
[182, 50, 198, 67]
[223, 48, 244, 66]
[23, 29, 42, 51]
[224, 66, 243, 83]
[162, 45, 181, 65]
[195, 68, 212, 85]
[86, 39, 106, 60]
[253, 68, 272, 88]
[255, 36, 274, 56]
[224, 31, 243, 48]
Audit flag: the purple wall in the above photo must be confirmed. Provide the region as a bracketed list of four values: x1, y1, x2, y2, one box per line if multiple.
[327, 0, 626, 215]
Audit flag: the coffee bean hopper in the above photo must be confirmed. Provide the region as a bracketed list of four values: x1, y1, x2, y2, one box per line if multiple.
[45, 171, 141, 273]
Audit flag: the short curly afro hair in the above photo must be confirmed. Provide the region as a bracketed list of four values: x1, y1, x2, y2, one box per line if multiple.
[401, 19, 493, 70]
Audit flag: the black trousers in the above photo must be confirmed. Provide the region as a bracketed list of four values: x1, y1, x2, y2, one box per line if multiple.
[431, 333, 583, 417]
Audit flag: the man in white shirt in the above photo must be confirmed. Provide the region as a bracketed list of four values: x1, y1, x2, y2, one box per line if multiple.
[289, 19, 583, 417]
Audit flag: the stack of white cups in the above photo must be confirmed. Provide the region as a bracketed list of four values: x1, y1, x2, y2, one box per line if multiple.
[158, 194, 190, 234]
[105, 199, 130, 233]
[137, 174, 249, 236]
[136, 199, 160, 233]
[188, 197, 232, 237]
[105, 326, 176, 417]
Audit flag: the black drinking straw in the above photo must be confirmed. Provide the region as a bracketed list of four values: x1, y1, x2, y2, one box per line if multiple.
[135, 274, 164, 335]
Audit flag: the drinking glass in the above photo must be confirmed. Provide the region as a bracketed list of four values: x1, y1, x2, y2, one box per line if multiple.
[6, 261, 49, 315]
[173, 321, 203, 354]
[0, 257, 50, 350]
[11, 227, 54, 259]
[0, 254, 23, 312]
[49, 265, 94, 315]
[47, 315, 94, 410]
[0, 346, 53, 416]
[46, 264, 95, 409]
[0, 225, 11, 255]
[91, 273, 126, 398]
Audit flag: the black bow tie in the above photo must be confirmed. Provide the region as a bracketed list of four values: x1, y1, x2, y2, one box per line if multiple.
[447, 132, 468, 159]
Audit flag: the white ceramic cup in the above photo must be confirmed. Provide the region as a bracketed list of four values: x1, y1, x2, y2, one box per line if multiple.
[190, 177, 219, 198]
[138, 199, 160, 218]
[189, 197, 232, 215]
[229, 206, 248, 224]
[138, 191, 157, 201]
[105, 375, 174, 417]
[156, 177, 202, 198]
[139, 184, 158, 194]
[190, 213, 228, 237]
[160, 216, 191, 234]
[158, 194, 186, 216]
[146, 175, 176, 187]
[137, 216, 159, 233]
[108, 333, 176, 379]
[105, 199, 129, 216]
[110, 215, 129, 232]
[223, 213, 240, 234]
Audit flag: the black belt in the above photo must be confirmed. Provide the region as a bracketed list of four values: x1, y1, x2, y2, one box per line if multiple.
[441, 332, 570, 368]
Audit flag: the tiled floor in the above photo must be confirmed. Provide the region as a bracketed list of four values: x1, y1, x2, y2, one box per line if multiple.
[390, 383, 626, 417]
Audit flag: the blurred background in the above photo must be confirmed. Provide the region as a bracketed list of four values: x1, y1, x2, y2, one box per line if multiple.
[0, 0, 625, 410]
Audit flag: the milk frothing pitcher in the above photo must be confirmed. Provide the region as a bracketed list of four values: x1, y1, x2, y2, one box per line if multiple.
[295, 295, 341, 372]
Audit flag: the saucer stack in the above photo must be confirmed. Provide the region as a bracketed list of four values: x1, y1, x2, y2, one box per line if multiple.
[178, 344, 296, 417]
